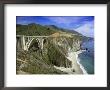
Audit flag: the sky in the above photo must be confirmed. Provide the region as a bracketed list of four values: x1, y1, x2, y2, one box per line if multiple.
[16, 16, 94, 37]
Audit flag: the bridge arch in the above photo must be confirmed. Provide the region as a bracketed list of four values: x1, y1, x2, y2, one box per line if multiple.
[16, 35, 48, 51]
[26, 38, 40, 51]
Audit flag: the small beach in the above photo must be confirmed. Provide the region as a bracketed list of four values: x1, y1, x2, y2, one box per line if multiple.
[54, 50, 86, 74]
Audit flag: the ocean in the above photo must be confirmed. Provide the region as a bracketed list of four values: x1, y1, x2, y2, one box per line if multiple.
[78, 39, 94, 74]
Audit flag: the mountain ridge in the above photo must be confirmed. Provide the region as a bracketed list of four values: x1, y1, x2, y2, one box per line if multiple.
[16, 23, 82, 36]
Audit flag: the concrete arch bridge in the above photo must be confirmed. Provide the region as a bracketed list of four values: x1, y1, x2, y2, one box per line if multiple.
[16, 35, 49, 51]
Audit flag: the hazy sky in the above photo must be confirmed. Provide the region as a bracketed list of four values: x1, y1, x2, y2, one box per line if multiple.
[16, 16, 94, 37]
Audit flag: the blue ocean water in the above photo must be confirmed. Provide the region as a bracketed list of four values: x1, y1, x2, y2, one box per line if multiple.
[78, 39, 94, 74]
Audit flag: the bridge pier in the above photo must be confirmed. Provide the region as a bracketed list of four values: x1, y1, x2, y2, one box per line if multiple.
[16, 37, 22, 50]
[21, 35, 27, 50]
[38, 38, 44, 50]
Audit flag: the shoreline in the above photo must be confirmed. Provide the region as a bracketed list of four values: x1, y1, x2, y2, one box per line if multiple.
[54, 50, 86, 74]
[74, 50, 88, 74]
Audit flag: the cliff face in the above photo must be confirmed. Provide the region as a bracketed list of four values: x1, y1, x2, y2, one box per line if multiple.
[47, 36, 82, 67]
[53, 36, 82, 52]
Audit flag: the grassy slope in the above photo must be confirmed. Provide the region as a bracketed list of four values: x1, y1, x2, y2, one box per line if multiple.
[16, 24, 59, 36]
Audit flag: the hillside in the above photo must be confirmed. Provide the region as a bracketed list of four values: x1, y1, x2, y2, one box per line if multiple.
[16, 23, 90, 74]
[16, 23, 83, 36]
[17, 23, 59, 36]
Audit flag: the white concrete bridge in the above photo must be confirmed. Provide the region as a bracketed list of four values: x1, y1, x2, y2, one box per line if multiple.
[16, 35, 50, 51]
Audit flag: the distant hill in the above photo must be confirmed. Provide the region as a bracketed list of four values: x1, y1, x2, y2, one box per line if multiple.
[16, 23, 83, 36]
[16, 23, 57, 36]
[45, 25, 82, 35]
[45, 25, 60, 30]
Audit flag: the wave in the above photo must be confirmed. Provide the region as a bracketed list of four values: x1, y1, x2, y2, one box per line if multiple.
[75, 51, 88, 74]
[77, 57, 88, 74]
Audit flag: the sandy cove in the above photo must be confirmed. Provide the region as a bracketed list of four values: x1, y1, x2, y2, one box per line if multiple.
[54, 50, 87, 74]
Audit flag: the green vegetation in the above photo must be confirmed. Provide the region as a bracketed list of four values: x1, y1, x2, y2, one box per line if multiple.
[16, 42, 69, 74]
[47, 42, 71, 67]
[16, 23, 58, 36]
